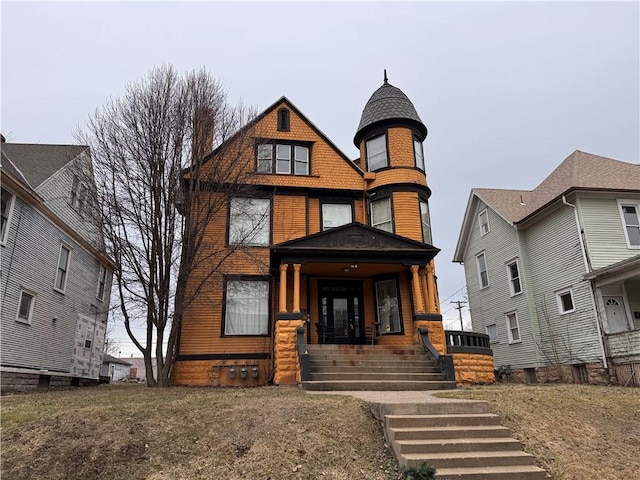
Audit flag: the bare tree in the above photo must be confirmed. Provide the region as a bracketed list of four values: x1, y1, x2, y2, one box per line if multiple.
[78, 64, 262, 386]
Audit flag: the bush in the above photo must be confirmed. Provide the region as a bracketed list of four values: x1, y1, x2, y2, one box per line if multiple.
[401, 463, 437, 480]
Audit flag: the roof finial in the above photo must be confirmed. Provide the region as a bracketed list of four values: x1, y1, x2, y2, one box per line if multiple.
[383, 69, 388, 84]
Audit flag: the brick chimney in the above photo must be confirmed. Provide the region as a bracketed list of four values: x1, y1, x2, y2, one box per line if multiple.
[192, 107, 214, 162]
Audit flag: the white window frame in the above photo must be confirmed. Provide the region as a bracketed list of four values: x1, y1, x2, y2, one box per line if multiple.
[370, 197, 393, 233]
[486, 323, 498, 343]
[54, 244, 72, 293]
[476, 252, 489, 289]
[322, 203, 352, 231]
[506, 259, 522, 296]
[556, 287, 576, 315]
[505, 311, 521, 344]
[1, 187, 15, 245]
[414, 139, 425, 171]
[366, 134, 388, 172]
[617, 199, 640, 249]
[478, 209, 490, 236]
[294, 145, 309, 175]
[275, 144, 292, 174]
[228, 198, 271, 246]
[96, 265, 107, 301]
[16, 289, 36, 324]
[257, 144, 273, 173]
[419, 200, 431, 244]
[223, 279, 270, 336]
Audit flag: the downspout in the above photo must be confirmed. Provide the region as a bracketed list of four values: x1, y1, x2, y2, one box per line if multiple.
[562, 195, 607, 368]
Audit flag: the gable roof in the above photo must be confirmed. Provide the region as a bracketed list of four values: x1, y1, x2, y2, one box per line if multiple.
[454, 150, 640, 262]
[102, 354, 132, 366]
[1, 143, 87, 189]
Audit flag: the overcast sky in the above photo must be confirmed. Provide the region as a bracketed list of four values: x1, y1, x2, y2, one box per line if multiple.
[2, 1, 639, 356]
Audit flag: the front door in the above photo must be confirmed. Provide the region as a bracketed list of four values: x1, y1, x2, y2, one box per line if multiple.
[603, 296, 630, 333]
[318, 281, 364, 344]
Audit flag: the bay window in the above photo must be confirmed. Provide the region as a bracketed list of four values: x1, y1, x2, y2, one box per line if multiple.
[256, 141, 310, 175]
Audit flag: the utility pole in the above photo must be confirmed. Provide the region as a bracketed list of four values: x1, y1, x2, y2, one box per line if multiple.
[451, 300, 467, 331]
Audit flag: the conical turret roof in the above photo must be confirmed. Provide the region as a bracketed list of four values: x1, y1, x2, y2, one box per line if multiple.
[354, 79, 427, 146]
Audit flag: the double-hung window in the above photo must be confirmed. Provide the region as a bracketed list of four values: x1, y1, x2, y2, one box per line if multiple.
[486, 324, 498, 343]
[366, 134, 388, 171]
[419, 200, 432, 244]
[478, 209, 490, 236]
[556, 287, 575, 314]
[414, 139, 424, 170]
[322, 204, 352, 230]
[370, 198, 393, 233]
[375, 279, 401, 334]
[224, 279, 269, 335]
[1, 187, 15, 245]
[506, 311, 521, 343]
[16, 289, 35, 324]
[229, 198, 270, 246]
[476, 252, 489, 289]
[55, 244, 71, 293]
[256, 142, 310, 175]
[506, 259, 522, 296]
[96, 266, 107, 301]
[618, 200, 640, 248]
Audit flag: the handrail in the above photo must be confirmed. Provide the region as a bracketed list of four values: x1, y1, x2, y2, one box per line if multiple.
[296, 326, 310, 382]
[445, 330, 492, 355]
[418, 327, 455, 382]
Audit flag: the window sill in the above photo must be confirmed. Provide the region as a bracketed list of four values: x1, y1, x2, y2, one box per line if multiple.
[508, 340, 522, 345]
[15, 318, 31, 325]
[53, 287, 66, 295]
[559, 309, 575, 315]
[510, 291, 523, 297]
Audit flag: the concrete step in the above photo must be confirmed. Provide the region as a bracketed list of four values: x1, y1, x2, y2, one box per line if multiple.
[372, 401, 491, 417]
[401, 450, 537, 469]
[306, 345, 425, 353]
[308, 353, 431, 362]
[310, 362, 440, 372]
[434, 465, 547, 480]
[395, 437, 522, 454]
[309, 372, 446, 382]
[388, 425, 512, 441]
[386, 413, 502, 428]
[301, 380, 457, 391]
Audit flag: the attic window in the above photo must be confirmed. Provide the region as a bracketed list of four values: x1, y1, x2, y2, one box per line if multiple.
[277, 108, 290, 132]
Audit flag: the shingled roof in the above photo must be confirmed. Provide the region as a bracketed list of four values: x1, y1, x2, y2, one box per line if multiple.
[475, 150, 640, 224]
[354, 80, 427, 146]
[1, 143, 87, 189]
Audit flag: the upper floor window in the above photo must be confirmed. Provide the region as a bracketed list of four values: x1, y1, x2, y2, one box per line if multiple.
[16, 289, 35, 324]
[419, 200, 432, 244]
[257, 142, 309, 176]
[486, 323, 498, 343]
[322, 203, 352, 231]
[1, 187, 15, 245]
[96, 266, 107, 301]
[506, 259, 522, 296]
[229, 198, 270, 246]
[366, 134, 388, 172]
[55, 244, 71, 293]
[370, 197, 393, 233]
[478, 209, 490, 236]
[476, 252, 489, 289]
[506, 311, 521, 343]
[277, 108, 290, 131]
[618, 201, 640, 248]
[556, 287, 575, 314]
[224, 279, 269, 335]
[414, 139, 425, 171]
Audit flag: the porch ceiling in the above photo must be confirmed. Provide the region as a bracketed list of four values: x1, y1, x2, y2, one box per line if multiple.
[294, 262, 407, 277]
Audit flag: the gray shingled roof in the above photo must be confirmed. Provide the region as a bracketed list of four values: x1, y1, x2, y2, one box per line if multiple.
[354, 81, 427, 145]
[475, 150, 640, 224]
[1, 143, 87, 189]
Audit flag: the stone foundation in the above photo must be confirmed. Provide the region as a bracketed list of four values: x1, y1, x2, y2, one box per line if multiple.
[1, 369, 98, 394]
[274, 319, 304, 385]
[451, 353, 495, 384]
[503, 362, 613, 385]
[414, 321, 446, 355]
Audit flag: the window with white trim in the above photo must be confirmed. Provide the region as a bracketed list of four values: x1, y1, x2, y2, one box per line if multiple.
[506, 259, 522, 296]
[256, 142, 309, 175]
[55, 244, 71, 293]
[366, 134, 388, 171]
[556, 287, 575, 314]
[506, 311, 521, 343]
[419, 200, 432, 244]
[16, 290, 35, 324]
[414, 139, 424, 171]
[486, 323, 498, 343]
[370, 198, 393, 233]
[476, 252, 489, 288]
[618, 200, 640, 248]
[228, 198, 270, 246]
[1, 187, 15, 245]
[322, 204, 352, 230]
[478, 209, 490, 236]
[96, 266, 107, 301]
[224, 279, 269, 335]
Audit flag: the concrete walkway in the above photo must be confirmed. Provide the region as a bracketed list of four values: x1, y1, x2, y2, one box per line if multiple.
[307, 389, 471, 404]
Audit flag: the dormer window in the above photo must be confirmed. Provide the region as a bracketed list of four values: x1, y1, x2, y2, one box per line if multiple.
[414, 138, 424, 171]
[366, 134, 388, 172]
[277, 108, 290, 131]
[256, 141, 310, 175]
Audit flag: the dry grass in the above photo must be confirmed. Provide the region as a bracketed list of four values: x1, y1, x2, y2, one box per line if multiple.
[1, 384, 401, 480]
[437, 384, 640, 480]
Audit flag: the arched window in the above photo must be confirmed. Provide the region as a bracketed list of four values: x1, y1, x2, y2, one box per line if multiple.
[277, 108, 290, 131]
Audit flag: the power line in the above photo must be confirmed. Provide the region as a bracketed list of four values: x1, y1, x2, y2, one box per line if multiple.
[450, 300, 467, 331]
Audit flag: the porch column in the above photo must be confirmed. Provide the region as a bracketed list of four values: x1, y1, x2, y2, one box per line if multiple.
[279, 264, 288, 313]
[420, 268, 430, 313]
[426, 261, 438, 313]
[292, 264, 301, 313]
[411, 265, 425, 313]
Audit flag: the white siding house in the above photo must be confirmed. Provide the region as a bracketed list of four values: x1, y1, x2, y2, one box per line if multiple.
[454, 151, 640, 385]
[1, 140, 114, 391]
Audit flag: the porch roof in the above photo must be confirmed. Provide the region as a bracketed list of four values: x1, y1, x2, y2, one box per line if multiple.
[584, 254, 640, 283]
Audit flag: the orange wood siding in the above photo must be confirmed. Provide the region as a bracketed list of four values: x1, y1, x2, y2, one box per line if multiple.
[366, 167, 427, 191]
[273, 195, 307, 243]
[393, 191, 423, 242]
[308, 198, 320, 234]
[388, 127, 415, 168]
[354, 199, 365, 224]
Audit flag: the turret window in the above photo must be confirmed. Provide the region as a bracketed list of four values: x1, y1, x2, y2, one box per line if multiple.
[419, 200, 432, 244]
[370, 198, 393, 233]
[256, 141, 310, 175]
[414, 139, 424, 171]
[366, 134, 388, 172]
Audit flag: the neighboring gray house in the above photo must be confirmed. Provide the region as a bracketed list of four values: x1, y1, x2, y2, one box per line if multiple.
[1, 139, 114, 391]
[454, 151, 639, 385]
[100, 354, 132, 382]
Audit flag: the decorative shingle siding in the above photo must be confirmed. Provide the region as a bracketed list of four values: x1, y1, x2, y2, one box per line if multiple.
[273, 195, 307, 243]
[393, 191, 422, 242]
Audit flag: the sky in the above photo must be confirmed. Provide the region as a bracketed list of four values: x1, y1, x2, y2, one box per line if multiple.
[2, 1, 639, 357]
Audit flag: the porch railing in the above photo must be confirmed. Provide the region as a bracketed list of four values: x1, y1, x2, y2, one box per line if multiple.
[417, 327, 455, 382]
[445, 330, 492, 355]
[296, 326, 310, 382]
